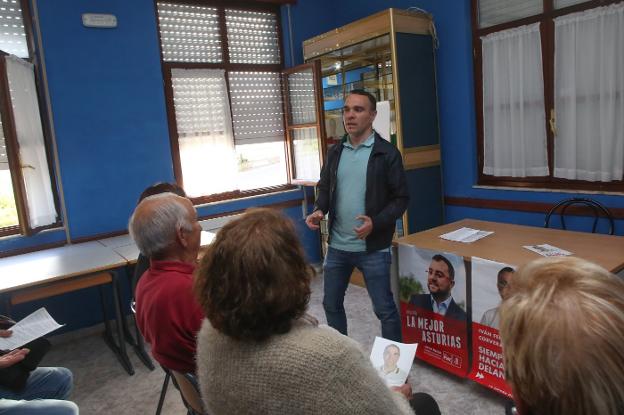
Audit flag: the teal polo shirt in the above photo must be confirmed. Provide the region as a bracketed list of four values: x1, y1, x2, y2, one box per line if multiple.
[329, 133, 375, 252]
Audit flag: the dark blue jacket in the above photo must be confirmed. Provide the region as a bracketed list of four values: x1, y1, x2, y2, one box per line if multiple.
[313, 132, 409, 252]
[409, 293, 467, 321]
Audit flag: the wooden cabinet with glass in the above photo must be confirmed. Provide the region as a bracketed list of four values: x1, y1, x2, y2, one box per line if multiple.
[303, 8, 444, 237]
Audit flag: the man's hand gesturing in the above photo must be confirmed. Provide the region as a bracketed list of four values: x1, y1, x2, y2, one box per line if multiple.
[305, 210, 324, 230]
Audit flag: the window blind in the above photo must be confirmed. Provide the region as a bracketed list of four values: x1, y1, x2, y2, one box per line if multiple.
[0, 0, 27, 58]
[287, 69, 316, 125]
[479, 0, 542, 28]
[0, 122, 8, 171]
[171, 68, 238, 197]
[225, 9, 280, 64]
[554, 0, 589, 9]
[157, 2, 222, 63]
[229, 71, 284, 144]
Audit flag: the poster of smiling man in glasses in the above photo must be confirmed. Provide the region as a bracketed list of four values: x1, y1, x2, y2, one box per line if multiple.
[468, 257, 515, 398]
[398, 245, 468, 377]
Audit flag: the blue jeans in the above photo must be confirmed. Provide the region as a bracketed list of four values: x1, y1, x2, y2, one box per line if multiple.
[0, 367, 78, 414]
[323, 247, 402, 341]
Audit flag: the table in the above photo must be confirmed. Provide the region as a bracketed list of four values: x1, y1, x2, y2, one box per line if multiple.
[0, 242, 134, 374]
[98, 231, 216, 263]
[395, 219, 624, 273]
[393, 218, 624, 394]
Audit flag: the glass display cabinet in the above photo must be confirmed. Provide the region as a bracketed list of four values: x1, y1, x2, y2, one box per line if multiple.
[303, 8, 444, 237]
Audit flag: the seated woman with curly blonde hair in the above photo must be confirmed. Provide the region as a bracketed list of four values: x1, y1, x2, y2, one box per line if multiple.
[193, 208, 437, 414]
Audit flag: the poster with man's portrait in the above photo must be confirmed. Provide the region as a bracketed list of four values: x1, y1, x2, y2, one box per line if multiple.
[468, 256, 514, 397]
[369, 337, 417, 388]
[398, 244, 469, 377]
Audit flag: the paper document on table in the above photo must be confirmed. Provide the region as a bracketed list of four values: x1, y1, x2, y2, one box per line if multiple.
[523, 244, 572, 257]
[440, 227, 494, 243]
[0, 308, 63, 351]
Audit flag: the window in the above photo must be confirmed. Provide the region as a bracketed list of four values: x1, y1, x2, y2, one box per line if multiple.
[0, 0, 59, 237]
[156, 1, 317, 202]
[473, 0, 624, 191]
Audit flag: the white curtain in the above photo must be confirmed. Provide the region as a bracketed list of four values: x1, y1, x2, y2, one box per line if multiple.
[554, 3, 624, 181]
[482, 23, 549, 177]
[171, 68, 238, 197]
[5, 55, 57, 228]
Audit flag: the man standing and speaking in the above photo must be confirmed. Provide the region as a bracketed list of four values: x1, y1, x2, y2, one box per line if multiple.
[306, 89, 408, 341]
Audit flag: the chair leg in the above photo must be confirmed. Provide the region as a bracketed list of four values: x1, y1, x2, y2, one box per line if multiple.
[132, 313, 155, 370]
[156, 372, 171, 415]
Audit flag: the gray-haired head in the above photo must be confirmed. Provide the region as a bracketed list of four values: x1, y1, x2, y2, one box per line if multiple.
[128, 192, 195, 258]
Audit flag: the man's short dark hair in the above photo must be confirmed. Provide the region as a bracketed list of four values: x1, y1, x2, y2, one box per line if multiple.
[432, 254, 455, 280]
[138, 182, 186, 204]
[498, 266, 515, 279]
[348, 89, 377, 111]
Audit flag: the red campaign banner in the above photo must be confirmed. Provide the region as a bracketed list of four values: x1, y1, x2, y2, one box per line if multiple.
[401, 301, 469, 378]
[468, 322, 512, 398]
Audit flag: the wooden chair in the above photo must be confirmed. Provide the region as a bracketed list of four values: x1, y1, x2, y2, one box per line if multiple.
[544, 197, 615, 235]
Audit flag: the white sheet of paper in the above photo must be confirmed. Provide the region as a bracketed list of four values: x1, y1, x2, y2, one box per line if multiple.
[523, 244, 572, 257]
[0, 308, 64, 350]
[373, 100, 391, 142]
[440, 227, 494, 243]
[369, 336, 417, 387]
[200, 230, 216, 246]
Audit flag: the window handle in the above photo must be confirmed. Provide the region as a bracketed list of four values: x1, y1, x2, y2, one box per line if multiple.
[21, 164, 35, 170]
[549, 109, 556, 136]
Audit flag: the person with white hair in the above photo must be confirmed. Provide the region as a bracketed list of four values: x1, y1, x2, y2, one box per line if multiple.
[129, 192, 203, 374]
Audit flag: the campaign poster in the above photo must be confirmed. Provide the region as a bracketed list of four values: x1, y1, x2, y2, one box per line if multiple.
[398, 244, 469, 377]
[468, 257, 514, 397]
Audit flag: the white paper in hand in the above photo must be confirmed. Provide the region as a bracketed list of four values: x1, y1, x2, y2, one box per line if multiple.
[369, 336, 417, 387]
[0, 308, 64, 351]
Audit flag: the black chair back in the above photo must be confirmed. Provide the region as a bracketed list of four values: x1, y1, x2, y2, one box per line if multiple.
[544, 197, 615, 235]
[169, 369, 206, 415]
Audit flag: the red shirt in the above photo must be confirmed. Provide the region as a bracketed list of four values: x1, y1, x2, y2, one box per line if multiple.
[135, 260, 204, 373]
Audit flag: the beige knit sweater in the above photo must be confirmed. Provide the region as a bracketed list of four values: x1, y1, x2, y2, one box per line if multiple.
[196, 317, 415, 415]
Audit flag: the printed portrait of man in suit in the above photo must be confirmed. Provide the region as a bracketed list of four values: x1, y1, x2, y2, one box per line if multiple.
[409, 254, 467, 321]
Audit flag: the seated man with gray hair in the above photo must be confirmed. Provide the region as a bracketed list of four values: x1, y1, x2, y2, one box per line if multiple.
[128, 192, 204, 374]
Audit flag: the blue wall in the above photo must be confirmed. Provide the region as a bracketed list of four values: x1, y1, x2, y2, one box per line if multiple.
[4, 0, 623, 329]
[287, 0, 624, 235]
[1, 0, 320, 330]
[1, 0, 322, 253]
[38, 0, 175, 240]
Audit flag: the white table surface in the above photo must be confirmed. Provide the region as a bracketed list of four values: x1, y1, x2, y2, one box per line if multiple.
[96, 234, 135, 249]
[1, 231, 218, 293]
[108, 231, 216, 263]
[0, 241, 127, 294]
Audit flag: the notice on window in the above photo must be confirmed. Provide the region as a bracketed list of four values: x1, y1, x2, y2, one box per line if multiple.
[523, 244, 572, 257]
[373, 100, 391, 142]
[440, 227, 494, 243]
